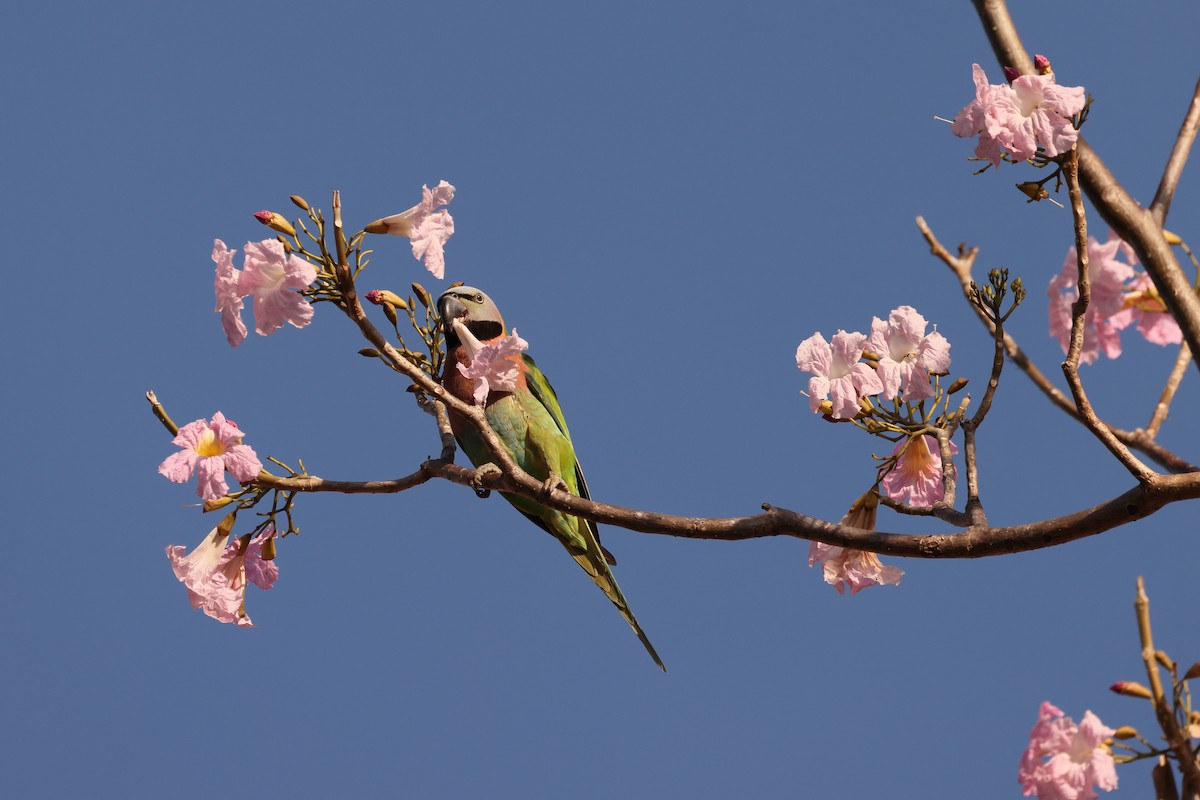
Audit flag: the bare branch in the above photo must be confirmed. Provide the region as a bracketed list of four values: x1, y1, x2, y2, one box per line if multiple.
[1151, 75, 1200, 225]
[1136, 578, 1200, 796]
[1061, 150, 1156, 482]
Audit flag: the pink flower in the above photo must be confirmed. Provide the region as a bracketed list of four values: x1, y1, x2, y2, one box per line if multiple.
[807, 491, 903, 595]
[1019, 701, 1117, 800]
[881, 434, 957, 506]
[238, 239, 318, 336]
[453, 319, 528, 404]
[1123, 274, 1182, 347]
[952, 64, 1085, 166]
[366, 181, 456, 279]
[158, 412, 263, 500]
[212, 240, 248, 347]
[1048, 235, 1137, 364]
[867, 306, 951, 402]
[951, 64, 1006, 167]
[796, 330, 884, 420]
[166, 524, 279, 627]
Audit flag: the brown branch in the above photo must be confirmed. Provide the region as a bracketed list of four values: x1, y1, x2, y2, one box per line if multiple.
[916, 217, 1198, 474]
[1151, 75, 1200, 225]
[146, 388, 1200, 556]
[971, 0, 1200, 372]
[1147, 343, 1193, 439]
[1061, 150, 1156, 482]
[1136, 578, 1200, 797]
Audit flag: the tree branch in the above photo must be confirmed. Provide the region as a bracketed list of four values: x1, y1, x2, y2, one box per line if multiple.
[1061, 150, 1156, 482]
[1151, 74, 1200, 225]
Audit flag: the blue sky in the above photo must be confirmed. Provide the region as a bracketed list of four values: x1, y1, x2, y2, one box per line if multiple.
[5, 2, 1200, 797]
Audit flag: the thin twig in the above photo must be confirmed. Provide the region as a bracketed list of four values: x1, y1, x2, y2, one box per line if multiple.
[1061, 150, 1156, 482]
[1151, 74, 1200, 225]
[1137, 578, 1200, 798]
[1147, 343, 1193, 438]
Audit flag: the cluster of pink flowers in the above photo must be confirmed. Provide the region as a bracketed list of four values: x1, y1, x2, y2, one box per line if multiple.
[1018, 702, 1117, 800]
[367, 180, 456, 279]
[452, 319, 529, 404]
[1048, 233, 1182, 364]
[796, 306, 955, 505]
[797, 306, 950, 420]
[213, 239, 317, 347]
[158, 411, 263, 501]
[166, 523, 279, 627]
[951, 59, 1086, 167]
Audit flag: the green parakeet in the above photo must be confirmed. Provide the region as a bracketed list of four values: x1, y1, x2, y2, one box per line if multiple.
[437, 286, 665, 671]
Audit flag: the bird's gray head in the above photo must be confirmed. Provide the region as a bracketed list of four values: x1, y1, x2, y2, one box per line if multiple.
[438, 286, 505, 348]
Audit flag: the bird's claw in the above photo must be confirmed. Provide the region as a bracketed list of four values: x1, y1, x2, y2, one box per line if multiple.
[537, 475, 570, 502]
[472, 463, 502, 498]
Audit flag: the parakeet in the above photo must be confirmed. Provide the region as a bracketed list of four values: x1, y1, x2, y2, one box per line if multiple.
[437, 286, 665, 671]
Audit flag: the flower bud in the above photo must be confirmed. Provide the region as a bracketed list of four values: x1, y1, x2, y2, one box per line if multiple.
[1110, 681, 1153, 699]
[253, 210, 297, 237]
[359, 348, 381, 358]
[1002, 65, 1021, 84]
[411, 282, 433, 309]
[275, 235, 293, 253]
[1154, 650, 1174, 670]
[261, 534, 277, 561]
[1016, 182, 1049, 203]
[203, 495, 236, 512]
[1183, 661, 1200, 681]
[364, 210, 416, 236]
[947, 377, 969, 395]
[1163, 229, 1183, 246]
[289, 195, 310, 211]
[236, 533, 253, 555]
[365, 289, 409, 310]
[1111, 726, 1138, 740]
[857, 396, 875, 415]
[817, 399, 834, 416]
[1034, 54, 1051, 74]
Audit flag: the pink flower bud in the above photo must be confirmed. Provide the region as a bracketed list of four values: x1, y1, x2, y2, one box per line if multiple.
[1109, 681, 1153, 699]
[1002, 66, 1020, 83]
[1034, 54, 1051, 74]
[252, 210, 297, 237]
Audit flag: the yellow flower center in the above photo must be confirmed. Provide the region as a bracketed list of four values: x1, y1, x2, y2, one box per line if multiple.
[194, 429, 226, 458]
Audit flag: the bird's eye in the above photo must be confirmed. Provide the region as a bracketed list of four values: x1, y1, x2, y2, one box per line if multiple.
[474, 293, 484, 303]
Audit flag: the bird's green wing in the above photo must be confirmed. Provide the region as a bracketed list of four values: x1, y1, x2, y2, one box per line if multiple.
[520, 353, 615, 565]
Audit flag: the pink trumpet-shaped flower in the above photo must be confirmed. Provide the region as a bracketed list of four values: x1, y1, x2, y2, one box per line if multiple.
[166, 524, 279, 627]
[1122, 274, 1182, 347]
[952, 63, 1085, 167]
[807, 490, 903, 595]
[367, 181, 456, 279]
[158, 412, 263, 500]
[867, 306, 951, 402]
[1048, 235, 1136, 364]
[880, 434, 957, 507]
[238, 239, 318, 336]
[213, 240, 248, 347]
[1018, 701, 1117, 800]
[453, 319, 528, 404]
[796, 330, 884, 420]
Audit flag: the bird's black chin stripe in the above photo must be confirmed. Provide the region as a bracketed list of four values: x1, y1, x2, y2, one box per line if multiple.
[443, 319, 504, 350]
[469, 321, 504, 341]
